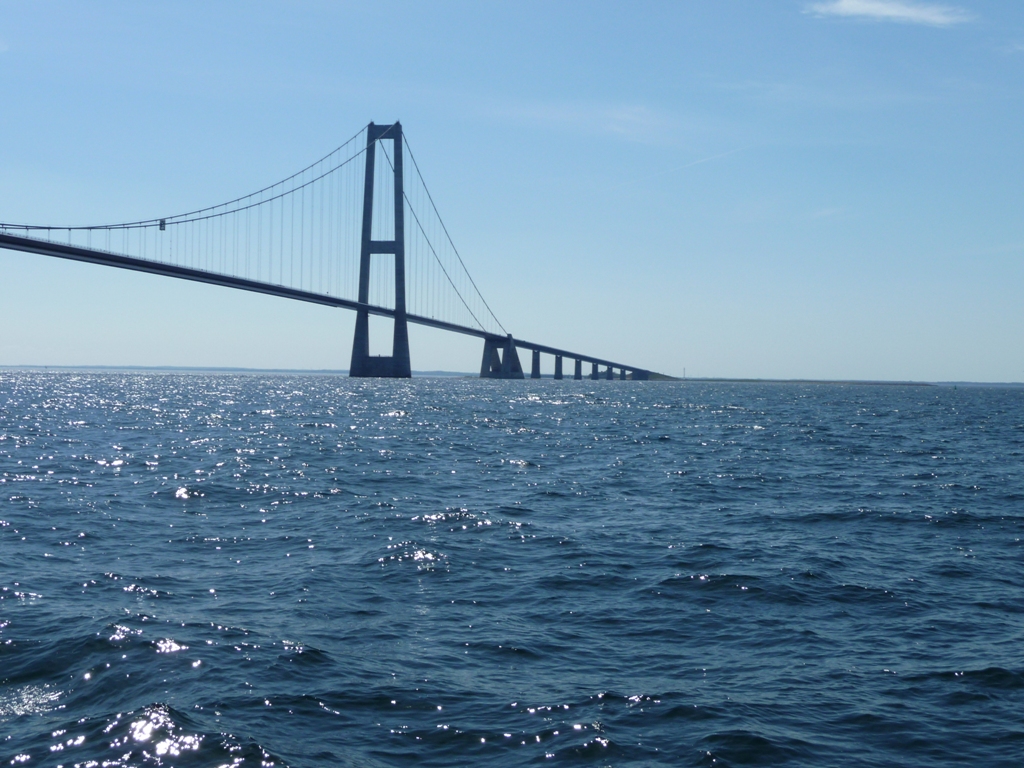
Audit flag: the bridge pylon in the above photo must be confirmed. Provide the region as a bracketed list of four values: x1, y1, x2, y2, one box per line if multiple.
[350, 122, 412, 378]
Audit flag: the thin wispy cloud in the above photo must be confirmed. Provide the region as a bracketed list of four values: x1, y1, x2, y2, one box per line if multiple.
[495, 101, 675, 143]
[806, 0, 971, 26]
[606, 145, 752, 193]
[809, 206, 847, 220]
[638, 146, 752, 183]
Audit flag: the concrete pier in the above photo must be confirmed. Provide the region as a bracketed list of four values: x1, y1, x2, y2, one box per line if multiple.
[473, 339, 651, 383]
[480, 334, 525, 378]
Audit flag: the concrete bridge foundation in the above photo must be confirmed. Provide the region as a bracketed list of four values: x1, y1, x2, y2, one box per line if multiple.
[481, 334, 525, 378]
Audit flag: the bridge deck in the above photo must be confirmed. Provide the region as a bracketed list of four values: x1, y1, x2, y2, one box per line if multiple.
[1, 231, 652, 375]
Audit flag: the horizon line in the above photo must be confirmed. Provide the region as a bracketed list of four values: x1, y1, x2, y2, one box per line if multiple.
[1, 364, 1022, 387]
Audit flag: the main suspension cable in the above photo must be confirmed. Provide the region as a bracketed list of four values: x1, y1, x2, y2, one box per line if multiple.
[377, 140, 498, 334]
[0, 124, 373, 231]
[402, 135, 507, 335]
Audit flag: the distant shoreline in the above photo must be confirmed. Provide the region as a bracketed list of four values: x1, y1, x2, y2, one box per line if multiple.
[1, 365, 1022, 387]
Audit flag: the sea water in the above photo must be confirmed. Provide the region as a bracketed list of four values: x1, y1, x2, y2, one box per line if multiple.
[1, 372, 1023, 766]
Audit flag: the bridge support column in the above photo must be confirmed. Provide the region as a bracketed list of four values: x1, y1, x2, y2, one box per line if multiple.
[591, 362, 599, 380]
[619, 368, 626, 380]
[480, 335, 525, 379]
[531, 349, 541, 379]
[554, 355, 563, 380]
[350, 122, 411, 378]
[481, 338, 500, 377]
[574, 359, 582, 380]
[605, 366, 614, 380]
[631, 370, 650, 381]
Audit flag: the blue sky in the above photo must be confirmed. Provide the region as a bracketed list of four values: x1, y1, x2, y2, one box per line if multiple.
[1, 1, 1023, 381]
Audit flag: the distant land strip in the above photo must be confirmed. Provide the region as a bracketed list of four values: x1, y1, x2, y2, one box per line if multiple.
[2, 365, 1022, 387]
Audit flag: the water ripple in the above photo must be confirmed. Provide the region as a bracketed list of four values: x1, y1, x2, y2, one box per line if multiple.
[2, 373, 1024, 766]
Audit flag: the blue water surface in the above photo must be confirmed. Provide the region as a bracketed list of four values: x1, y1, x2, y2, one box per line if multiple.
[1, 373, 1023, 767]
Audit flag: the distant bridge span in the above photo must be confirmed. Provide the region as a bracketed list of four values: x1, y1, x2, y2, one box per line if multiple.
[1, 122, 657, 380]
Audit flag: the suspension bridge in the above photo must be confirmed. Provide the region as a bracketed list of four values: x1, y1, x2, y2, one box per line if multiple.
[0, 122, 656, 380]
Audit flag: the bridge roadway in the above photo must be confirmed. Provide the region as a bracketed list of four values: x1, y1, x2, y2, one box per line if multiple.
[0, 231, 651, 378]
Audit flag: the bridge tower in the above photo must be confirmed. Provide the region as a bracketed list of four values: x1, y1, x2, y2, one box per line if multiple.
[350, 122, 412, 377]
